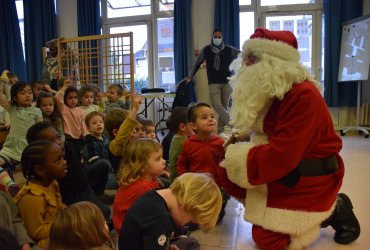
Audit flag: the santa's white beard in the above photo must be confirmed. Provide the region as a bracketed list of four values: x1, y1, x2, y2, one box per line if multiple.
[229, 54, 321, 134]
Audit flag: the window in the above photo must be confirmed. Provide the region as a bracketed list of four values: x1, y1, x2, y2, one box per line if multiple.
[159, 0, 174, 12]
[239, 0, 252, 5]
[265, 14, 313, 71]
[239, 1, 324, 83]
[239, 12, 255, 48]
[102, 0, 174, 92]
[107, 0, 151, 18]
[261, 0, 315, 6]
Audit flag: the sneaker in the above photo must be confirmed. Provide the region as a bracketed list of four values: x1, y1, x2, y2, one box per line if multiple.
[8, 184, 20, 197]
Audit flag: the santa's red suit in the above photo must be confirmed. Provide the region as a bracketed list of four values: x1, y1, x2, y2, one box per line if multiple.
[217, 29, 344, 250]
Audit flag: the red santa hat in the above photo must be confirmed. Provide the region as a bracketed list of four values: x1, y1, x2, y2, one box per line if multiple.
[242, 28, 300, 62]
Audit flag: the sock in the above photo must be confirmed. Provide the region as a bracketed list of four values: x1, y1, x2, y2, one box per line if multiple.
[0, 167, 15, 187]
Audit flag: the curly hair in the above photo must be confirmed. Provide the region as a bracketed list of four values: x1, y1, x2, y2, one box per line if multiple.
[117, 138, 162, 187]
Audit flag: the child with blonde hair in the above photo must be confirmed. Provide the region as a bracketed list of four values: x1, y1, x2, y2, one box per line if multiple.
[0, 82, 43, 196]
[119, 173, 222, 249]
[113, 138, 166, 233]
[14, 141, 67, 249]
[48, 201, 115, 250]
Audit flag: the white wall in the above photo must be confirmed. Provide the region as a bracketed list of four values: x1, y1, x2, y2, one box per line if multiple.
[191, 0, 214, 58]
[57, 0, 78, 38]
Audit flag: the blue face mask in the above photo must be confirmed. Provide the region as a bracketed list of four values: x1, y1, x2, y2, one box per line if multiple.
[212, 38, 222, 46]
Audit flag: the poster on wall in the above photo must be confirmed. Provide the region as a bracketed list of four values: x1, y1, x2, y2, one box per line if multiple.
[297, 19, 309, 36]
[283, 20, 294, 32]
[269, 21, 280, 31]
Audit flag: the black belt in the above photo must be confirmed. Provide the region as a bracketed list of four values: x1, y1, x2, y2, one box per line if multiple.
[279, 155, 338, 188]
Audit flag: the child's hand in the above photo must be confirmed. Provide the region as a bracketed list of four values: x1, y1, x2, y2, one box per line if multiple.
[43, 84, 52, 93]
[1, 70, 10, 79]
[169, 244, 180, 250]
[63, 79, 71, 88]
[96, 91, 103, 101]
[132, 95, 142, 110]
[162, 170, 170, 179]
[21, 243, 32, 250]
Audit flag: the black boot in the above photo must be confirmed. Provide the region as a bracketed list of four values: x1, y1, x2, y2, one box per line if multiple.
[321, 193, 360, 244]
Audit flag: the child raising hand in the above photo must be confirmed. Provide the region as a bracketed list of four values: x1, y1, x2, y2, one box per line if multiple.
[13, 141, 67, 249]
[113, 138, 166, 233]
[0, 82, 43, 196]
[55, 78, 88, 154]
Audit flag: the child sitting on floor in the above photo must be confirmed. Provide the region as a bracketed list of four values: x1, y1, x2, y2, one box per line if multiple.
[119, 173, 222, 249]
[79, 84, 105, 115]
[104, 95, 142, 173]
[0, 82, 43, 196]
[14, 141, 66, 249]
[169, 106, 194, 181]
[82, 111, 111, 196]
[113, 138, 166, 233]
[48, 201, 115, 250]
[141, 118, 156, 140]
[104, 84, 130, 114]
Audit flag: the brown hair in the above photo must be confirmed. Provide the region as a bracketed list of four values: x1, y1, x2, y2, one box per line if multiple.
[79, 84, 96, 99]
[170, 107, 188, 132]
[104, 108, 129, 138]
[48, 201, 114, 250]
[187, 102, 212, 123]
[85, 111, 104, 127]
[117, 138, 162, 187]
[108, 84, 124, 96]
[36, 92, 60, 125]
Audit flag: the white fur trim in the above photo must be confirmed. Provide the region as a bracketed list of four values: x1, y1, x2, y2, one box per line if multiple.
[243, 38, 300, 63]
[243, 185, 335, 236]
[288, 225, 320, 250]
[222, 142, 256, 189]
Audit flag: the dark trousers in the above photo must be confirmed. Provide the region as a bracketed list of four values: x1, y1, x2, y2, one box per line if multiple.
[64, 186, 111, 220]
[85, 159, 111, 195]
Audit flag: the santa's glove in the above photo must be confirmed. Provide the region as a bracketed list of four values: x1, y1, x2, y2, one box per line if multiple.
[223, 132, 250, 150]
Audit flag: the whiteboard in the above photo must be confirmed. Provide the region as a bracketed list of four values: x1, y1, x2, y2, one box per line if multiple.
[338, 15, 370, 82]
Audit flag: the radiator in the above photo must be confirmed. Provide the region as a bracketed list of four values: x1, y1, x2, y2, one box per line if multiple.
[361, 103, 370, 126]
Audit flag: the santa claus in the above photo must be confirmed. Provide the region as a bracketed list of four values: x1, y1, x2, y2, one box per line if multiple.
[218, 28, 360, 250]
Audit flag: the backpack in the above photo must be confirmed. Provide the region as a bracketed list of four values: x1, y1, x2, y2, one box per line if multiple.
[172, 79, 196, 109]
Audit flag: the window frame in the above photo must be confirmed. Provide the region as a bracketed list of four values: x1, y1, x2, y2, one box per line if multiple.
[239, 0, 324, 82]
[101, 0, 174, 89]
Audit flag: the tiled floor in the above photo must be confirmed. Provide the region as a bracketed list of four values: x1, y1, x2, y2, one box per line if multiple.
[191, 135, 370, 250]
[12, 135, 370, 249]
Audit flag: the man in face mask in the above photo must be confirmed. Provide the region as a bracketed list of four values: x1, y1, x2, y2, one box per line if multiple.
[186, 29, 240, 132]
